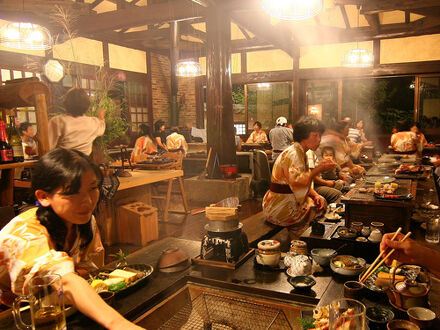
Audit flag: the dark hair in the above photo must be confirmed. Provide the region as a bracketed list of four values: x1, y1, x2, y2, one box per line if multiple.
[63, 88, 90, 117]
[32, 149, 102, 251]
[396, 119, 410, 132]
[170, 126, 180, 133]
[293, 116, 325, 142]
[154, 120, 165, 132]
[322, 146, 335, 156]
[412, 122, 422, 130]
[19, 122, 33, 134]
[139, 124, 153, 139]
[253, 121, 262, 129]
[330, 120, 349, 133]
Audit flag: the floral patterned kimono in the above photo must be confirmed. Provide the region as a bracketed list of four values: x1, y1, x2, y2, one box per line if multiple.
[263, 143, 316, 229]
[0, 208, 104, 296]
[246, 130, 268, 144]
[391, 131, 417, 153]
[130, 135, 157, 163]
[166, 132, 188, 156]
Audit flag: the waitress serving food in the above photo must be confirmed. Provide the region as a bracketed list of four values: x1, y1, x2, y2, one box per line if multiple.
[0, 149, 143, 329]
[263, 116, 336, 239]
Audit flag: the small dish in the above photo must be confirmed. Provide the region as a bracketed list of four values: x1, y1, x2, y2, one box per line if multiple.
[98, 291, 115, 305]
[344, 280, 364, 300]
[311, 248, 337, 266]
[356, 236, 368, 242]
[330, 255, 366, 276]
[288, 275, 316, 291]
[387, 319, 420, 330]
[325, 212, 342, 221]
[337, 227, 357, 239]
[407, 307, 436, 329]
[366, 306, 394, 327]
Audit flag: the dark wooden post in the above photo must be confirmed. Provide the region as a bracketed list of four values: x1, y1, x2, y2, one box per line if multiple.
[170, 21, 179, 126]
[206, 5, 236, 176]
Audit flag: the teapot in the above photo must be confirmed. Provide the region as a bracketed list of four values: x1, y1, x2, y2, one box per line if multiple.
[386, 264, 431, 311]
[285, 254, 312, 277]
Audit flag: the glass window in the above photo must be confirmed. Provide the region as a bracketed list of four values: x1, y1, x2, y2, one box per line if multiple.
[13, 70, 22, 79]
[232, 84, 245, 124]
[419, 77, 440, 128]
[306, 80, 338, 125]
[24, 72, 33, 78]
[1, 69, 11, 82]
[234, 123, 246, 135]
[247, 82, 291, 131]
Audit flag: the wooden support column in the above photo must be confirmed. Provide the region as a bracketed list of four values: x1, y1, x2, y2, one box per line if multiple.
[170, 21, 179, 126]
[206, 5, 236, 174]
[292, 45, 299, 123]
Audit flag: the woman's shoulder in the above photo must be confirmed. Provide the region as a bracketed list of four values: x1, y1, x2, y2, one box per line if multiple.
[0, 208, 43, 236]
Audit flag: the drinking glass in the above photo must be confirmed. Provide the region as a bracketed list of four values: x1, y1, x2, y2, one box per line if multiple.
[329, 298, 366, 330]
[425, 216, 440, 244]
[13, 274, 66, 330]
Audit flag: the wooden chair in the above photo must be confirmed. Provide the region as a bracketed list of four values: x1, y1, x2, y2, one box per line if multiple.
[151, 151, 189, 221]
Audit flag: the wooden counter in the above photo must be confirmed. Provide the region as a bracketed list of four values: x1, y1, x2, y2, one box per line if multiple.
[0, 161, 37, 206]
[96, 169, 184, 245]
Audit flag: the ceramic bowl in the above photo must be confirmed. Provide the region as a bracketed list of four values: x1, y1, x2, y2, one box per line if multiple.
[387, 319, 420, 330]
[158, 247, 190, 269]
[337, 227, 357, 239]
[407, 307, 436, 329]
[366, 306, 394, 328]
[256, 240, 281, 267]
[98, 291, 115, 305]
[330, 255, 366, 276]
[311, 248, 337, 266]
[368, 229, 383, 243]
[288, 276, 316, 291]
[344, 280, 364, 300]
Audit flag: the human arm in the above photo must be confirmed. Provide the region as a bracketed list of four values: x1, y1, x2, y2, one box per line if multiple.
[47, 117, 60, 150]
[155, 136, 168, 151]
[97, 108, 106, 121]
[310, 159, 337, 179]
[313, 175, 336, 188]
[308, 188, 325, 211]
[246, 132, 255, 143]
[61, 273, 143, 329]
[380, 232, 440, 278]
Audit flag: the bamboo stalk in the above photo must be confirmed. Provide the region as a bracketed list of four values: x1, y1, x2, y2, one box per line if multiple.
[359, 227, 402, 283]
[360, 231, 411, 284]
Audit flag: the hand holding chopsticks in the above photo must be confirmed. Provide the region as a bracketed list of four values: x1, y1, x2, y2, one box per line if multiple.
[360, 228, 412, 283]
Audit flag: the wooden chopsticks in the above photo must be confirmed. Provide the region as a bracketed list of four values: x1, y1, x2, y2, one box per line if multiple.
[359, 228, 411, 283]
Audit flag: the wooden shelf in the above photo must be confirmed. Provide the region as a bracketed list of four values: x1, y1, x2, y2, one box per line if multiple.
[0, 160, 37, 170]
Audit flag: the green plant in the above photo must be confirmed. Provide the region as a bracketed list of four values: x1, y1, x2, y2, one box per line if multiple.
[109, 249, 129, 267]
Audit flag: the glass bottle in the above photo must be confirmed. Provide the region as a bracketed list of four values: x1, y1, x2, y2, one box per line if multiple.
[0, 120, 13, 163]
[7, 116, 24, 162]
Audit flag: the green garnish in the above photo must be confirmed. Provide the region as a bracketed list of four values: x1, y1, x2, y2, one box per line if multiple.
[297, 317, 315, 329]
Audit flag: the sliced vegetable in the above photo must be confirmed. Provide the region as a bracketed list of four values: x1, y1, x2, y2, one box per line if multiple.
[108, 281, 127, 292]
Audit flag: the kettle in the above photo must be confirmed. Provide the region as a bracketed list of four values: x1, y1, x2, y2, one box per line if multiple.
[386, 264, 431, 311]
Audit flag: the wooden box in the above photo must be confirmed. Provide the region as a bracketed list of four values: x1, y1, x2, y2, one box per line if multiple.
[117, 202, 158, 246]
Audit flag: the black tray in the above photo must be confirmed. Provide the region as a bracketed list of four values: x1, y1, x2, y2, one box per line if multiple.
[89, 264, 154, 294]
[331, 226, 378, 244]
[374, 192, 413, 201]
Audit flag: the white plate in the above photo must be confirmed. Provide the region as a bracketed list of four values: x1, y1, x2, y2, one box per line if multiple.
[325, 213, 342, 221]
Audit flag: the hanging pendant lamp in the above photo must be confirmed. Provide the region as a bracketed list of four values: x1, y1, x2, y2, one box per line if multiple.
[176, 60, 202, 77]
[342, 6, 373, 68]
[0, 22, 52, 50]
[260, 0, 323, 20]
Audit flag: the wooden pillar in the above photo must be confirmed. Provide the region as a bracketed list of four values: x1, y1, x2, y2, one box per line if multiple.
[292, 45, 299, 123]
[206, 5, 236, 173]
[170, 21, 179, 126]
[34, 93, 50, 156]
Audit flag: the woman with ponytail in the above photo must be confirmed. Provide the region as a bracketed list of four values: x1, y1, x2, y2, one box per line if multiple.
[0, 149, 143, 329]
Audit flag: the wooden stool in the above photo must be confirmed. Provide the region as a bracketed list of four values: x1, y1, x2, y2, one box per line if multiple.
[151, 152, 189, 222]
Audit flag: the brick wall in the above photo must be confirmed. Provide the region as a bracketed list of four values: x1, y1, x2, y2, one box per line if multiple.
[150, 52, 197, 127]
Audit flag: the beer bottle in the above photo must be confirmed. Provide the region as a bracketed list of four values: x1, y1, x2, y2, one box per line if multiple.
[0, 120, 13, 163]
[7, 116, 24, 162]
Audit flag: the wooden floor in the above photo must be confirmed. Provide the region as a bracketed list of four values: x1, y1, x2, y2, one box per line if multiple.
[104, 197, 266, 264]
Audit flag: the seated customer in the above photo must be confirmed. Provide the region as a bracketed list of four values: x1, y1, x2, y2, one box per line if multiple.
[166, 127, 188, 156]
[246, 121, 268, 144]
[320, 146, 350, 185]
[410, 122, 428, 153]
[269, 116, 294, 161]
[263, 116, 336, 239]
[0, 149, 142, 329]
[390, 119, 419, 153]
[130, 124, 157, 163]
[48, 87, 105, 156]
[19, 122, 38, 159]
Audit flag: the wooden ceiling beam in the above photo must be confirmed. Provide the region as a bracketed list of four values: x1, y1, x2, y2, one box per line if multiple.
[75, 0, 206, 34]
[230, 11, 294, 57]
[410, 7, 440, 17]
[361, 0, 440, 15]
[364, 14, 380, 33]
[179, 22, 207, 41]
[339, 5, 351, 29]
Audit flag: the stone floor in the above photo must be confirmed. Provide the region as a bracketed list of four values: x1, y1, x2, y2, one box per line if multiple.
[104, 195, 263, 264]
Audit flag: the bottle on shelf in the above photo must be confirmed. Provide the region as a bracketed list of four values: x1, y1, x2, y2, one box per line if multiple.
[7, 115, 24, 162]
[0, 120, 13, 164]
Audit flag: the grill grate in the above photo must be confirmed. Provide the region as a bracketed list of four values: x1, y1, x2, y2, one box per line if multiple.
[158, 292, 292, 330]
